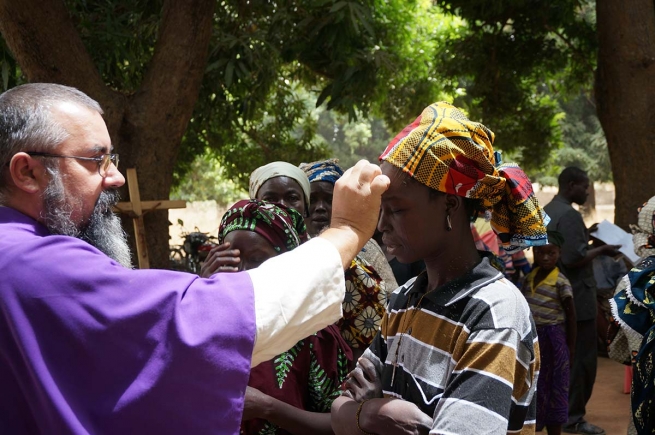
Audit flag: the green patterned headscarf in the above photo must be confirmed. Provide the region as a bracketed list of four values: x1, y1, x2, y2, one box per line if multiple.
[219, 199, 308, 253]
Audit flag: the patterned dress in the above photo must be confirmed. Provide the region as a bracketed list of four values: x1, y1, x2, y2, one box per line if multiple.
[338, 255, 387, 350]
[240, 325, 351, 435]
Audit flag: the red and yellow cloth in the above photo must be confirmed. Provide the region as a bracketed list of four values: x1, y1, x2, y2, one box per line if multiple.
[380, 101, 549, 253]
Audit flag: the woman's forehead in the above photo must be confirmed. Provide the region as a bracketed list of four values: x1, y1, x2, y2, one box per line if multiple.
[381, 163, 427, 196]
[225, 229, 269, 248]
[259, 176, 302, 194]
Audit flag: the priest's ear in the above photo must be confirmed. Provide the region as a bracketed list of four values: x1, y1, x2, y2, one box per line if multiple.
[7, 152, 49, 194]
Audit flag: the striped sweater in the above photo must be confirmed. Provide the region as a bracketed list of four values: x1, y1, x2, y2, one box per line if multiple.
[362, 257, 540, 434]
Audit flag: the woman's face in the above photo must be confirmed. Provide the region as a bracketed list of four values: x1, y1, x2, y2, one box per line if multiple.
[256, 176, 306, 216]
[377, 162, 446, 264]
[306, 181, 334, 237]
[224, 230, 278, 271]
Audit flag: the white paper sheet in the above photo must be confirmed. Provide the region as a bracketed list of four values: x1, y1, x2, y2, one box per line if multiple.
[590, 219, 640, 265]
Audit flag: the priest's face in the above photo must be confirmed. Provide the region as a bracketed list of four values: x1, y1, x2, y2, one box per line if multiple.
[44, 102, 125, 224]
[39, 102, 131, 267]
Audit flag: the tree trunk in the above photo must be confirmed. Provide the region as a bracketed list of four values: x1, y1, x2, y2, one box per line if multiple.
[0, 0, 214, 268]
[596, 0, 655, 230]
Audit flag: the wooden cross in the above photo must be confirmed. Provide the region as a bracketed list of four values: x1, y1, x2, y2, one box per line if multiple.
[114, 168, 186, 269]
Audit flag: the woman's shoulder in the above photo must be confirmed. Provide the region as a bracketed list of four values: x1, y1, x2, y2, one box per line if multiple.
[469, 277, 534, 332]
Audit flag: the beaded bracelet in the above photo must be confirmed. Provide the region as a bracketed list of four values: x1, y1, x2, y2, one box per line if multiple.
[355, 399, 375, 435]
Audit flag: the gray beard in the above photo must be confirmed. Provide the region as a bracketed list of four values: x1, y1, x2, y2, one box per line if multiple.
[41, 170, 133, 268]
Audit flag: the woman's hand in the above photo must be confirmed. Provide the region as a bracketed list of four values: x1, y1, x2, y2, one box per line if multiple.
[343, 357, 382, 402]
[241, 386, 271, 421]
[361, 399, 432, 435]
[199, 242, 240, 277]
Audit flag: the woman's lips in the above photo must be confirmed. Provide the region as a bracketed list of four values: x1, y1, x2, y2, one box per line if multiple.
[384, 241, 399, 255]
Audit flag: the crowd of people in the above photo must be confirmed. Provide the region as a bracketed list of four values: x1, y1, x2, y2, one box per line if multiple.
[0, 83, 652, 435]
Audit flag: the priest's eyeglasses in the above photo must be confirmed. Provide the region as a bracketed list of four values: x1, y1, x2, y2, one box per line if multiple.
[26, 152, 119, 177]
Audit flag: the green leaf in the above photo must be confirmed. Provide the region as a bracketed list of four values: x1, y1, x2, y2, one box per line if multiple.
[225, 61, 234, 87]
[330, 1, 348, 13]
[316, 85, 332, 108]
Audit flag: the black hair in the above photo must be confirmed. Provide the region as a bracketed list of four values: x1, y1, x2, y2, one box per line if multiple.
[428, 189, 483, 220]
[558, 167, 588, 189]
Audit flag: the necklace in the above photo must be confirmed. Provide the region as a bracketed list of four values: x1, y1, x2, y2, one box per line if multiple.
[389, 286, 434, 387]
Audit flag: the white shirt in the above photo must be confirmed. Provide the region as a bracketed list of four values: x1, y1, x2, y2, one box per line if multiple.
[246, 237, 344, 366]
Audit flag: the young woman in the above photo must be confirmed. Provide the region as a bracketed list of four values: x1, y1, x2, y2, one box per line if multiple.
[331, 102, 549, 435]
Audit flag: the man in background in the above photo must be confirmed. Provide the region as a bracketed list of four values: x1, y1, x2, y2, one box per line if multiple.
[544, 167, 620, 435]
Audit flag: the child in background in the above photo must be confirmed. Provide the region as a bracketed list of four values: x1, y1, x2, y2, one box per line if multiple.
[522, 231, 577, 435]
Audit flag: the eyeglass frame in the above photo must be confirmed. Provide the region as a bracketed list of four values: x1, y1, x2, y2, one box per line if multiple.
[24, 151, 119, 177]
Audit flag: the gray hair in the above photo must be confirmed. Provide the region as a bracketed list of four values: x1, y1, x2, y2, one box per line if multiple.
[0, 83, 103, 203]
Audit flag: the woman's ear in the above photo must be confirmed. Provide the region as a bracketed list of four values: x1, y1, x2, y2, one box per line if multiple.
[8, 152, 48, 194]
[444, 193, 462, 214]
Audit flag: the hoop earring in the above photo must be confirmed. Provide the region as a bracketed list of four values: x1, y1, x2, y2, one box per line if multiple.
[446, 214, 452, 231]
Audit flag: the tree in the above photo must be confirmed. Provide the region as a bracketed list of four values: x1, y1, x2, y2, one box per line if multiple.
[0, 0, 214, 268]
[0, 0, 444, 267]
[432, 0, 597, 173]
[596, 0, 655, 228]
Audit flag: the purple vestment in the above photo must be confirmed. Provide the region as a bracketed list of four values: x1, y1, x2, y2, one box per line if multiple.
[0, 207, 256, 434]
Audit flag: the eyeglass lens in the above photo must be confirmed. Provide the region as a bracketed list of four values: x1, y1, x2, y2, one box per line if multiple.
[101, 154, 118, 176]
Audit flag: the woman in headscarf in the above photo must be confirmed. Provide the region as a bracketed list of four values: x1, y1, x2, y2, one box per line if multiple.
[249, 161, 311, 217]
[332, 102, 548, 435]
[608, 196, 655, 435]
[215, 199, 352, 435]
[300, 159, 398, 363]
[201, 161, 311, 275]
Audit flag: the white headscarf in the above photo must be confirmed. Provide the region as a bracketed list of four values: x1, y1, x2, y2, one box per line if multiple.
[249, 161, 311, 205]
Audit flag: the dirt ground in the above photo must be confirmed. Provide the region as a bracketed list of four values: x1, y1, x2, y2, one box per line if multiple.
[537, 356, 632, 435]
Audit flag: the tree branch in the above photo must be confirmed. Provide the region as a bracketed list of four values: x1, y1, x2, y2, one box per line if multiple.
[545, 25, 596, 76]
[0, 0, 123, 132]
[237, 121, 272, 159]
[130, 0, 214, 143]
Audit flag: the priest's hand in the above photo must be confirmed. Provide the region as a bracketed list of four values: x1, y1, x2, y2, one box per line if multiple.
[343, 357, 382, 402]
[320, 160, 390, 269]
[200, 242, 240, 277]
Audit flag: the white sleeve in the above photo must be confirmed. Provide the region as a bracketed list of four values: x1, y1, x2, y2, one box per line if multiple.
[246, 237, 344, 366]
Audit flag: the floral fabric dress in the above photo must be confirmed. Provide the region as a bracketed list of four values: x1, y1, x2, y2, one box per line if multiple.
[240, 325, 351, 435]
[338, 255, 387, 350]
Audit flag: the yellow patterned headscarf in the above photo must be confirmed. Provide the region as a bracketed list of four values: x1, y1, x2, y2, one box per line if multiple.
[379, 101, 549, 253]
